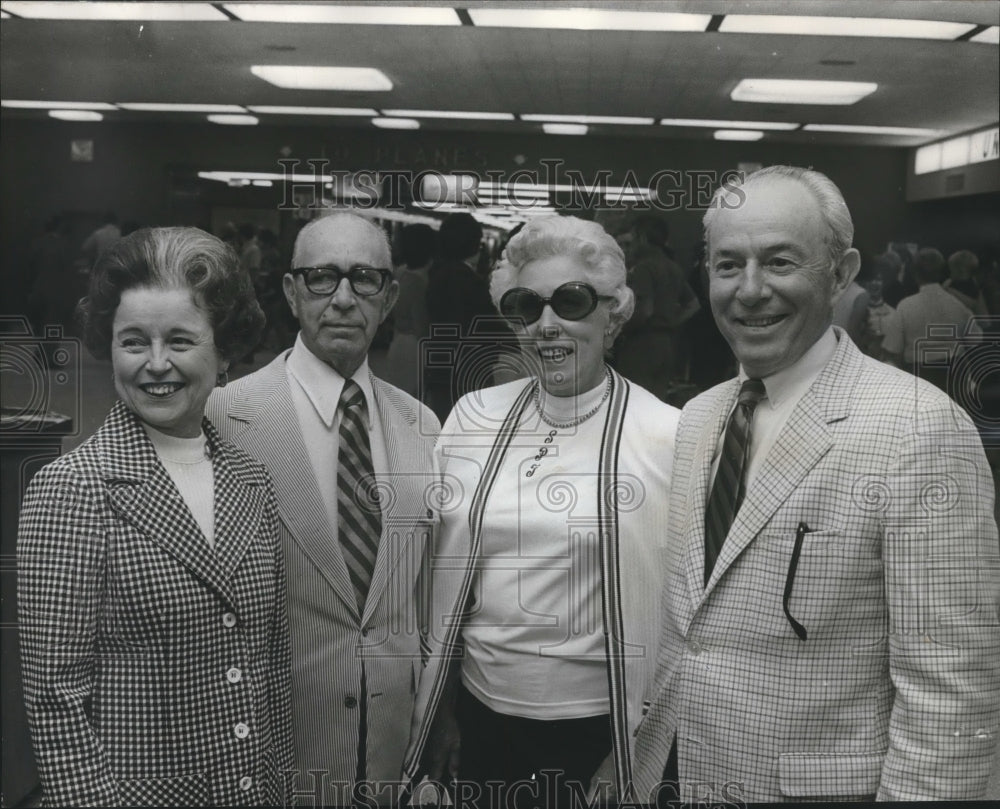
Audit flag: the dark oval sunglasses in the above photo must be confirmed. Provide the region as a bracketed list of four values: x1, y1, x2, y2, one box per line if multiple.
[291, 266, 391, 297]
[499, 282, 609, 325]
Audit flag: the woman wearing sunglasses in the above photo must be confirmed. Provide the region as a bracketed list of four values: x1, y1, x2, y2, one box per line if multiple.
[404, 215, 680, 806]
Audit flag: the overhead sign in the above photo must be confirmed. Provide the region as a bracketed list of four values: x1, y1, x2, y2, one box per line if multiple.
[968, 127, 1000, 164]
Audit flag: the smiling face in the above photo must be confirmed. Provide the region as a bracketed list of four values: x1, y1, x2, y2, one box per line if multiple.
[707, 175, 858, 379]
[284, 216, 398, 377]
[112, 286, 226, 438]
[515, 253, 612, 396]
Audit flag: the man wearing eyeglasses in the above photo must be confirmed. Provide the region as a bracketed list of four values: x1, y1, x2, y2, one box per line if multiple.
[630, 166, 999, 803]
[208, 213, 441, 804]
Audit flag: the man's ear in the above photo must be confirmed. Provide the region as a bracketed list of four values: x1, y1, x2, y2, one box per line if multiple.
[831, 248, 861, 301]
[379, 279, 400, 324]
[282, 273, 299, 318]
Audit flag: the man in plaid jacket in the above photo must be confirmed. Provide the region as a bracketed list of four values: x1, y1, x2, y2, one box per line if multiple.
[631, 166, 999, 802]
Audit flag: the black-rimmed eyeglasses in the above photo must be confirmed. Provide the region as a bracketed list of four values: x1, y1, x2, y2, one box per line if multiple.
[290, 266, 392, 297]
[499, 282, 612, 325]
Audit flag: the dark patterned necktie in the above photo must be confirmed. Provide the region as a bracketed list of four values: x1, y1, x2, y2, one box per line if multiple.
[704, 378, 766, 586]
[337, 379, 382, 610]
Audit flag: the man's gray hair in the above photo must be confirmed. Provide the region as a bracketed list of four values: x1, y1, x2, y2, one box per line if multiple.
[704, 165, 855, 266]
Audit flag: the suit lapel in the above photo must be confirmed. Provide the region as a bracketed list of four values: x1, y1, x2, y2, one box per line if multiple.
[226, 356, 360, 619]
[98, 402, 236, 609]
[362, 377, 429, 624]
[695, 332, 860, 601]
[682, 381, 738, 606]
[205, 421, 267, 580]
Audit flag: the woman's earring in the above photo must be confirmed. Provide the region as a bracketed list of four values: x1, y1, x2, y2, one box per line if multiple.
[216, 369, 229, 388]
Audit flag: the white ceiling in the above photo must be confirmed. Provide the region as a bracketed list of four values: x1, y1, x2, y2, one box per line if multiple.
[1, 0, 998, 147]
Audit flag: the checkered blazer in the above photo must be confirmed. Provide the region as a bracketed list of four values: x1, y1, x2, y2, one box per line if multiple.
[18, 401, 294, 806]
[207, 352, 441, 802]
[632, 330, 1000, 802]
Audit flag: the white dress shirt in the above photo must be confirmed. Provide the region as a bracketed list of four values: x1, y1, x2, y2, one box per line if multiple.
[285, 333, 390, 534]
[711, 327, 838, 495]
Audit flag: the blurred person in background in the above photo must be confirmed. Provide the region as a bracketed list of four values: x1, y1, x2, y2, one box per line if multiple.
[385, 223, 437, 397]
[944, 249, 989, 317]
[18, 227, 292, 806]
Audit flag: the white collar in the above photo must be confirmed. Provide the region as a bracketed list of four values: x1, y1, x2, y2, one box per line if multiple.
[286, 333, 376, 429]
[739, 326, 837, 409]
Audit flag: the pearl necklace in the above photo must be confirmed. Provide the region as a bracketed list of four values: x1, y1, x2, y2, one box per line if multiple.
[532, 369, 613, 429]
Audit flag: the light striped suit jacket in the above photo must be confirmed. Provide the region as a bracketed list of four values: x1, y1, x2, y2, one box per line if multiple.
[207, 351, 441, 802]
[632, 330, 1000, 802]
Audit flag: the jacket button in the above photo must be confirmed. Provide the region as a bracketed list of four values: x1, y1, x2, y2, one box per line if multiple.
[234, 722, 250, 739]
[239, 776, 253, 791]
[344, 696, 358, 709]
[688, 641, 702, 656]
[226, 667, 242, 683]
[223, 612, 237, 628]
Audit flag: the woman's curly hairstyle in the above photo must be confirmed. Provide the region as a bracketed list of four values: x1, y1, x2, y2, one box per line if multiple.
[78, 226, 265, 362]
[491, 215, 635, 337]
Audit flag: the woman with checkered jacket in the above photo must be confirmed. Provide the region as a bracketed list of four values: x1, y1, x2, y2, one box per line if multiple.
[17, 227, 294, 806]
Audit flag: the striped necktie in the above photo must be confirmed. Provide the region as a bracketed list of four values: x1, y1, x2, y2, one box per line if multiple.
[337, 379, 382, 610]
[704, 378, 766, 586]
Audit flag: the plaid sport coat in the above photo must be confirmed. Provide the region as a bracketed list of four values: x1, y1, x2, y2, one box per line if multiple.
[631, 330, 1000, 802]
[18, 401, 294, 806]
[207, 352, 441, 802]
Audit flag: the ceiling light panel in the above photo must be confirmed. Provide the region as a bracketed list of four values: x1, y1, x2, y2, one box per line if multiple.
[940, 136, 971, 169]
[803, 124, 941, 137]
[732, 79, 877, 105]
[251, 66, 392, 91]
[522, 114, 654, 125]
[48, 110, 103, 121]
[2, 2, 229, 21]
[247, 106, 376, 116]
[914, 143, 943, 175]
[207, 114, 258, 125]
[372, 117, 419, 129]
[117, 103, 246, 112]
[720, 15, 975, 40]
[543, 123, 588, 135]
[381, 109, 516, 121]
[2, 100, 117, 110]
[468, 8, 710, 32]
[225, 4, 460, 25]
[660, 118, 798, 130]
[971, 26, 1000, 45]
[714, 129, 765, 141]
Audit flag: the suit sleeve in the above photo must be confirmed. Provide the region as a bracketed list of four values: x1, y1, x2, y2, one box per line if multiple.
[878, 400, 1000, 799]
[17, 462, 120, 806]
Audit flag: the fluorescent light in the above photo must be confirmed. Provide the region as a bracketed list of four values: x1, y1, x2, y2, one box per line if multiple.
[522, 114, 654, 125]
[200, 170, 326, 183]
[660, 118, 798, 130]
[971, 26, 1000, 45]
[1, 11, 11, 18]
[543, 123, 588, 135]
[732, 79, 877, 105]
[714, 129, 765, 141]
[720, 15, 974, 40]
[48, 109, 103, 121]
[251, 65, 392, 91]
[381, 109, 516, 121]
[940, 136, 971, 169]
[225, 4, 460, 25]
[247, 105, 376, 116]
[3, 99, 117, 110]
[468, 8, 710, 32]
[372, 117, 419, 130]
[208, 114, 258, 125]
[2, 2, 228, 21]
[914, 143, 943, 175]
[118, 102, 246, 112]
[804, 123, 942, 137]
[251, 180, 273, 187]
